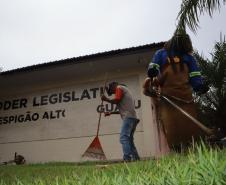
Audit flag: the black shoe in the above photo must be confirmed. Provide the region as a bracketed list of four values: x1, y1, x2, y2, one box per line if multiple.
[123, 159, 132, 163]
[132, 154, 140, 161]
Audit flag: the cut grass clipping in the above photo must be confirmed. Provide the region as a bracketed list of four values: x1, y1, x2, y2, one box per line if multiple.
[1, 143, 226, 185]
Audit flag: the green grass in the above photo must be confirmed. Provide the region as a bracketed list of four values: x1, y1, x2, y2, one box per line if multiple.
[1, 144, 226, 185]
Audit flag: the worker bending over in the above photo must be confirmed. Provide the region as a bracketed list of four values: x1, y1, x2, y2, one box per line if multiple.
[101, 82, 140, 162]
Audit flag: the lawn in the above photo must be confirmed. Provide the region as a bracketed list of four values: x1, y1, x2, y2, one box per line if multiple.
[1, 144, 226, 185]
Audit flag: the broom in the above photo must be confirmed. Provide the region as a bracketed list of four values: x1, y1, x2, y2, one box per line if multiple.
[82, 75, 108, 160]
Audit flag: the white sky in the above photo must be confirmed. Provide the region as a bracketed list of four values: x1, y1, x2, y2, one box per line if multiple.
[0, 0, 226, 71]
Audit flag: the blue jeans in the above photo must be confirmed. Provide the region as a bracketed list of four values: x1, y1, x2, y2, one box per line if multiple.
[120, 117, 140, 161]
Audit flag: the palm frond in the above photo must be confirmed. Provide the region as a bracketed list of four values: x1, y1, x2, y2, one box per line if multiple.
[211, 37, 226, 92]
[176, 0, 225, 33]
[195, 36, 226, 129]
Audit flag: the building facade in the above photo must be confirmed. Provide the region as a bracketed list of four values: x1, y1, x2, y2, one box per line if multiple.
[0, 42, 165, 163]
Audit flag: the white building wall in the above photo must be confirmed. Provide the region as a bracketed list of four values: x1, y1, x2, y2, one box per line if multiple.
[0, 48, 162, 163]
[0, 73, 156, 163]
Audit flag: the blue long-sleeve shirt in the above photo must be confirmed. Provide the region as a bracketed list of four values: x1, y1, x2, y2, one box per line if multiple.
[147, 49, 203, 92]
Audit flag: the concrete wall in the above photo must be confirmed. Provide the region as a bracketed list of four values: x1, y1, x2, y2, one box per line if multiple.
[0, 49, 160, 163]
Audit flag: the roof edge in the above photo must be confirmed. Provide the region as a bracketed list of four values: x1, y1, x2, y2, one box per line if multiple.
[1, 42, 165, 76]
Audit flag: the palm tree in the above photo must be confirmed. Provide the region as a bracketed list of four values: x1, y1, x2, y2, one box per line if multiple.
[194, 36, 226, 134]
[176, 0, 226, 33]
[176, 0, 226, 136]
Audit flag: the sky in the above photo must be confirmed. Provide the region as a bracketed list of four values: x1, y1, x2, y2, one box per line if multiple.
[0, 0, 226, 72]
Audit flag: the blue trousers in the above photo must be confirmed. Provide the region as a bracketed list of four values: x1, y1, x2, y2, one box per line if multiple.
[120, 117, 140, 161]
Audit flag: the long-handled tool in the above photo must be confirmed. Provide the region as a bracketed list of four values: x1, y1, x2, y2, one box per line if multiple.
[161, 95, 214, 135]
[82, 75, 108, 160]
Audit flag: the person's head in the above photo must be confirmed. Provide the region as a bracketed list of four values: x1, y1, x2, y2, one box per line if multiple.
[165, 33, 193, 54]
[106, 81, 118, 96]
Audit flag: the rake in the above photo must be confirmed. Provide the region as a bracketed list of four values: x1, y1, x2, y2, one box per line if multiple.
[82, 76, 108, 160]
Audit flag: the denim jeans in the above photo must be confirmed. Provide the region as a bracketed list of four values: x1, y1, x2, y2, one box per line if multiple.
[120, 117, 140, 161]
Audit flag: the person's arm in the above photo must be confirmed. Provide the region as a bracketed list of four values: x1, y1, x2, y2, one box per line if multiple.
[104, 111, 120, 117]
[101, 86, 123, 104]
[145, 50, 163, 97]
[147, 49, 163, 78]
[187, 55, 209, 94]
[101, 95, 120, 104]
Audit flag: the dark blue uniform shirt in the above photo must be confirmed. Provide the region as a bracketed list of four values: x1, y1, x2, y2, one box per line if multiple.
[147, 49, 203, 92]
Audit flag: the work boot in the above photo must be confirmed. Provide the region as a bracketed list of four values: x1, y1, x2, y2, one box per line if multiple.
[123, 155, 132, 162]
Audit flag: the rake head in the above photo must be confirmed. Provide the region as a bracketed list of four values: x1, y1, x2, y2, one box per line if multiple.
[82, 136, 107, 160]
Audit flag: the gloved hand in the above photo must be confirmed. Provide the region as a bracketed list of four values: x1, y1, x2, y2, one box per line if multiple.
[196, 80, 209, 95]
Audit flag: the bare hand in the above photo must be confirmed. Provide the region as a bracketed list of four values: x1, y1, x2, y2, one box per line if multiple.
[104, 112, 111, 117]
[155, 87, 161, 97]
[152, 77, 160, 87]
[142, 77, 151, 89]
[101, 94, 108, 101]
